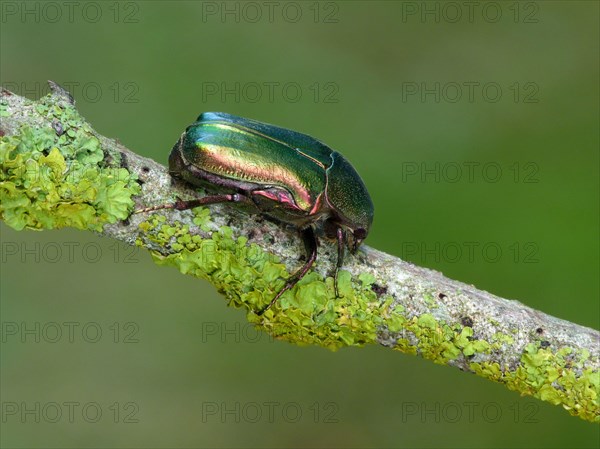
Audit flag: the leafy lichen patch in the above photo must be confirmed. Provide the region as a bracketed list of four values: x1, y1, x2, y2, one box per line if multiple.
[0, 94, 139, 231]
[470, 343, 599, 422]
[136, 211, 408, 350]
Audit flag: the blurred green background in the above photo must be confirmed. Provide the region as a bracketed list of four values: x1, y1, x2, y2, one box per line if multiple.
[1, 1, 598, 448]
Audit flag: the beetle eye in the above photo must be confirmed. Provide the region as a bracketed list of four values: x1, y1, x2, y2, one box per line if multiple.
[354, 228, 367, 240]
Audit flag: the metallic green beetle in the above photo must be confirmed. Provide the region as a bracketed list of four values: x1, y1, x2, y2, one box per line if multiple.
[143, 112, 374, 314]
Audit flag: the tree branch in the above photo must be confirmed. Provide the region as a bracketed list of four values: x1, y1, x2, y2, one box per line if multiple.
[1, 82, 598, 423]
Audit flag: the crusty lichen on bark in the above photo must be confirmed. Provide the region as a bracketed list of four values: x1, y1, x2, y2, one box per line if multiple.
[1, 83, 598, 423]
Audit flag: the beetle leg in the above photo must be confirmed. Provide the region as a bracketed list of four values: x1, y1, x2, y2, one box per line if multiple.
[136, 193, 254, 213]
[256, 227, 318, 316]
[173, 193, 255, 210]
[334, 227, 345, 298]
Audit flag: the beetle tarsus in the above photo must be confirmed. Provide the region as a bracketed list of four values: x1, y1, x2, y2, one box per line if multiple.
[256, 281, 293, 316]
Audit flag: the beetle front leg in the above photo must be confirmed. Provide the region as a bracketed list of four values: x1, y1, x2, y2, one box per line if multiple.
[135, 193, 254, 213]
[334, 227, 346, 298]
[256, 227, 318, 316]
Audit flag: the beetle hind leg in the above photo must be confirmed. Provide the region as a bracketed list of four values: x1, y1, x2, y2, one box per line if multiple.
[256, 227, 318, 316]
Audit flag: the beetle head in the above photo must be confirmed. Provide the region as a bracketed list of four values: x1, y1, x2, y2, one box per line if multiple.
[323, 219, 368, 254]
[325, 152, 374, 251]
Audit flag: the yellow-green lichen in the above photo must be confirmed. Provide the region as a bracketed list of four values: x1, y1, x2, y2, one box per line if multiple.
[389, 311, 599, 422]
[136, 211, 404, 350]
[422, 292, 439, 308]
[491, 332, 515, 348]
[135, 211, 502, 371]
[389, 313, 491, 365]
[387, 312, 598, 422]
[0, 95, 140, 231]
[470, 343, 599, 422]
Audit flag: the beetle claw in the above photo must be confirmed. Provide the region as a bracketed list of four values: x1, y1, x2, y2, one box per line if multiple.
[173, 197, 188, 210]
[134, 203, 175, 214]
[256, 283, 289, 316]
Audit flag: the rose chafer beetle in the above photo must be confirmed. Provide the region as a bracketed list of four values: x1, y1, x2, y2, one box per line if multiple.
[141, 112, 374, 314]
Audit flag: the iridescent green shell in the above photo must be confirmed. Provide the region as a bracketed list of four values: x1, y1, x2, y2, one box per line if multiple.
[170, 112, 374, 236]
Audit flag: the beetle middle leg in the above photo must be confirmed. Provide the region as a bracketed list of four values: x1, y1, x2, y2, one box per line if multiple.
[324, 219, 346, 299]
[256, 227, 318, 316]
